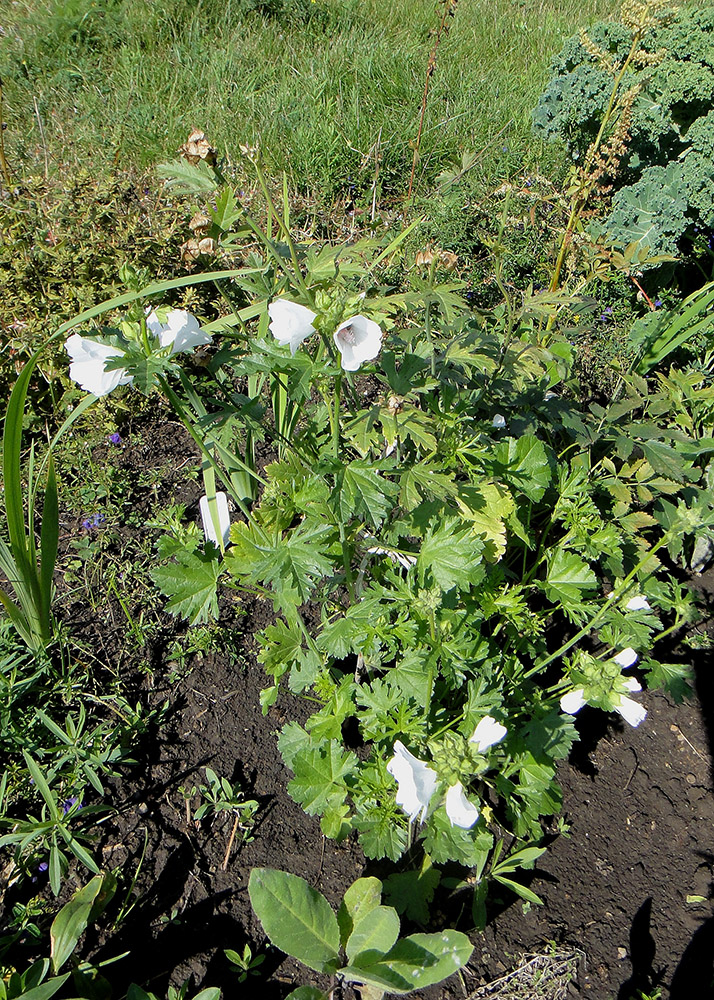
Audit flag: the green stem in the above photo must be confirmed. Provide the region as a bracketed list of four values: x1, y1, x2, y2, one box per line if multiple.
[157, 375, 254, 521]
[333, 374, 342, 458]
[523, 534, 670, 679]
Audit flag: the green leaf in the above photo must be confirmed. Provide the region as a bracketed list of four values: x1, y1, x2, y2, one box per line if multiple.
[227, 522, 332, 610]
[639, 440, 692, 483]
[418, 518, 485, 591]
[257, 620, 303, 679]
[344, 931, 473, 994]
[383, 856, 441, 924]
[641, 658, 692, 703]
[248, 868, 340, 974]
[423, 811, 493, 867]
[151, 547, 221, 624]
[17, 975, 71, 1000]
[288, 742, 357, 816]
[490, 435, 553, 501]
[51, 874, 105, 972]
[339, 462, 398, 528]
[346, 905, 400, 963]
[285, 989, 326, 1000]
[156, 159, 218, 195]
[211, 186, 243, 231]
[493, 875, 544, 906]
[337, 877, 383, 948]
[543, 549, 598, 605]
[277, 722, 312, 769]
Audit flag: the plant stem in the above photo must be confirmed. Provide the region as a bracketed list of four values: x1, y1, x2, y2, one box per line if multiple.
[0, 77, 13, 190]
[222, 813, 240, 870]
[406, 0, 458, 207]
[523, 534, 670, 678]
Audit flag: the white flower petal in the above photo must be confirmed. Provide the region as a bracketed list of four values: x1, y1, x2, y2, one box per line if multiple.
[560, 688, 586, 714]
[268, 300, 317, 355]
[615, 695, 647, 728]
[445, 782, 480, 829]
[622, 677, 642, 693]
[147, 309, 211, 355]
[492, 414, 506, 429]
[334, 314, 382, 372]
[626, 595, 651, 612]
[614, 647, 638, 669]
[65, 334, 133, 396]
[199, 492, 231, 547]
[469, 715, 507, 751]
[387, 741, 438, 823]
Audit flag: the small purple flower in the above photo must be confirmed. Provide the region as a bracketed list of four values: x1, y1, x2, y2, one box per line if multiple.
[525, 178, 533, 187]
[654, 299, 663, 308]
[82, 512, 105, 531]
[108, 432, 122, 445]
[38, 861, 48, 872]
[600, 306, 613, 322]
[62, 797, 80, 815]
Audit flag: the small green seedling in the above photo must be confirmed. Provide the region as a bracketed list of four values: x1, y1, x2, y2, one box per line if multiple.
[248, 869, 473, 1000]
[225, 943, 266, 982]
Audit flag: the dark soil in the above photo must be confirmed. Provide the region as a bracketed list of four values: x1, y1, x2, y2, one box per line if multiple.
[8, 415, 714, 1000]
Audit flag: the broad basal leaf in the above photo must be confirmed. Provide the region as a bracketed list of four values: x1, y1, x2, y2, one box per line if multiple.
[343, 931, 473, 995]
[383, 855, 441, 924]
[457, 482, 514, 561]
[337, 877, 383, 948]
[248, 869, 340, 974]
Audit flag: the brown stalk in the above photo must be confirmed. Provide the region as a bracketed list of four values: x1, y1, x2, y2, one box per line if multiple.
[0, 76, 14, 191]
[406, 0, 459, 206]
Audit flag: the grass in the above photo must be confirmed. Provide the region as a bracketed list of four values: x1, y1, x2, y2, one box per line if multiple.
[1, 0, 619, 202]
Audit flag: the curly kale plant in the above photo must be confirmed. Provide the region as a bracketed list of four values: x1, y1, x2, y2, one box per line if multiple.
[534, 6, 714, 263]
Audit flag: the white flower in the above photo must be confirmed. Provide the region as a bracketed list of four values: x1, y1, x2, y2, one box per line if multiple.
[469, 715, 507, 751]
[445, 782, 480, 829]
[492, 414, 506, 429]
[147, 309, 211, 354]
[268, 299, 317, 355]
[334, 314, 382, 372]
[560, 688, 586, 715]
[199, 492, 231, 547]
[65, 334, 134, 397]
[626, 595, 651, 612]
[614, 647, 638, 669]
[387, 741, 438, 823]
[615, 688, 647, 728]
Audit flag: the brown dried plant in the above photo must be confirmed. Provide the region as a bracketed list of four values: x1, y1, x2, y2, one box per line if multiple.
[547, 0, 678, 311]
[406, 0, 459, 207]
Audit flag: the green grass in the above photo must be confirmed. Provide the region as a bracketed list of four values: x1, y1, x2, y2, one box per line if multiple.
[1, 0, 619, 201]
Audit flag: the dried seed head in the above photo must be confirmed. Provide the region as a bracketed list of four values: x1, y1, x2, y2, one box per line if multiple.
[416, 249, 435, 267]
[387, 394, 404, 414]
[180, 237, 216, 267]
[179, 129, 217, 166]
[439, 249, 458, 271]
[189, 212, 212, 235]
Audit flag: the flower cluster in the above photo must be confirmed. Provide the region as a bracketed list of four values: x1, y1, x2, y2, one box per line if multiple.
[387, 716, 507, 830]
[65, 310, 211, 396]
[560, 645, 647, 728]
[268, 299, 382, 372]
